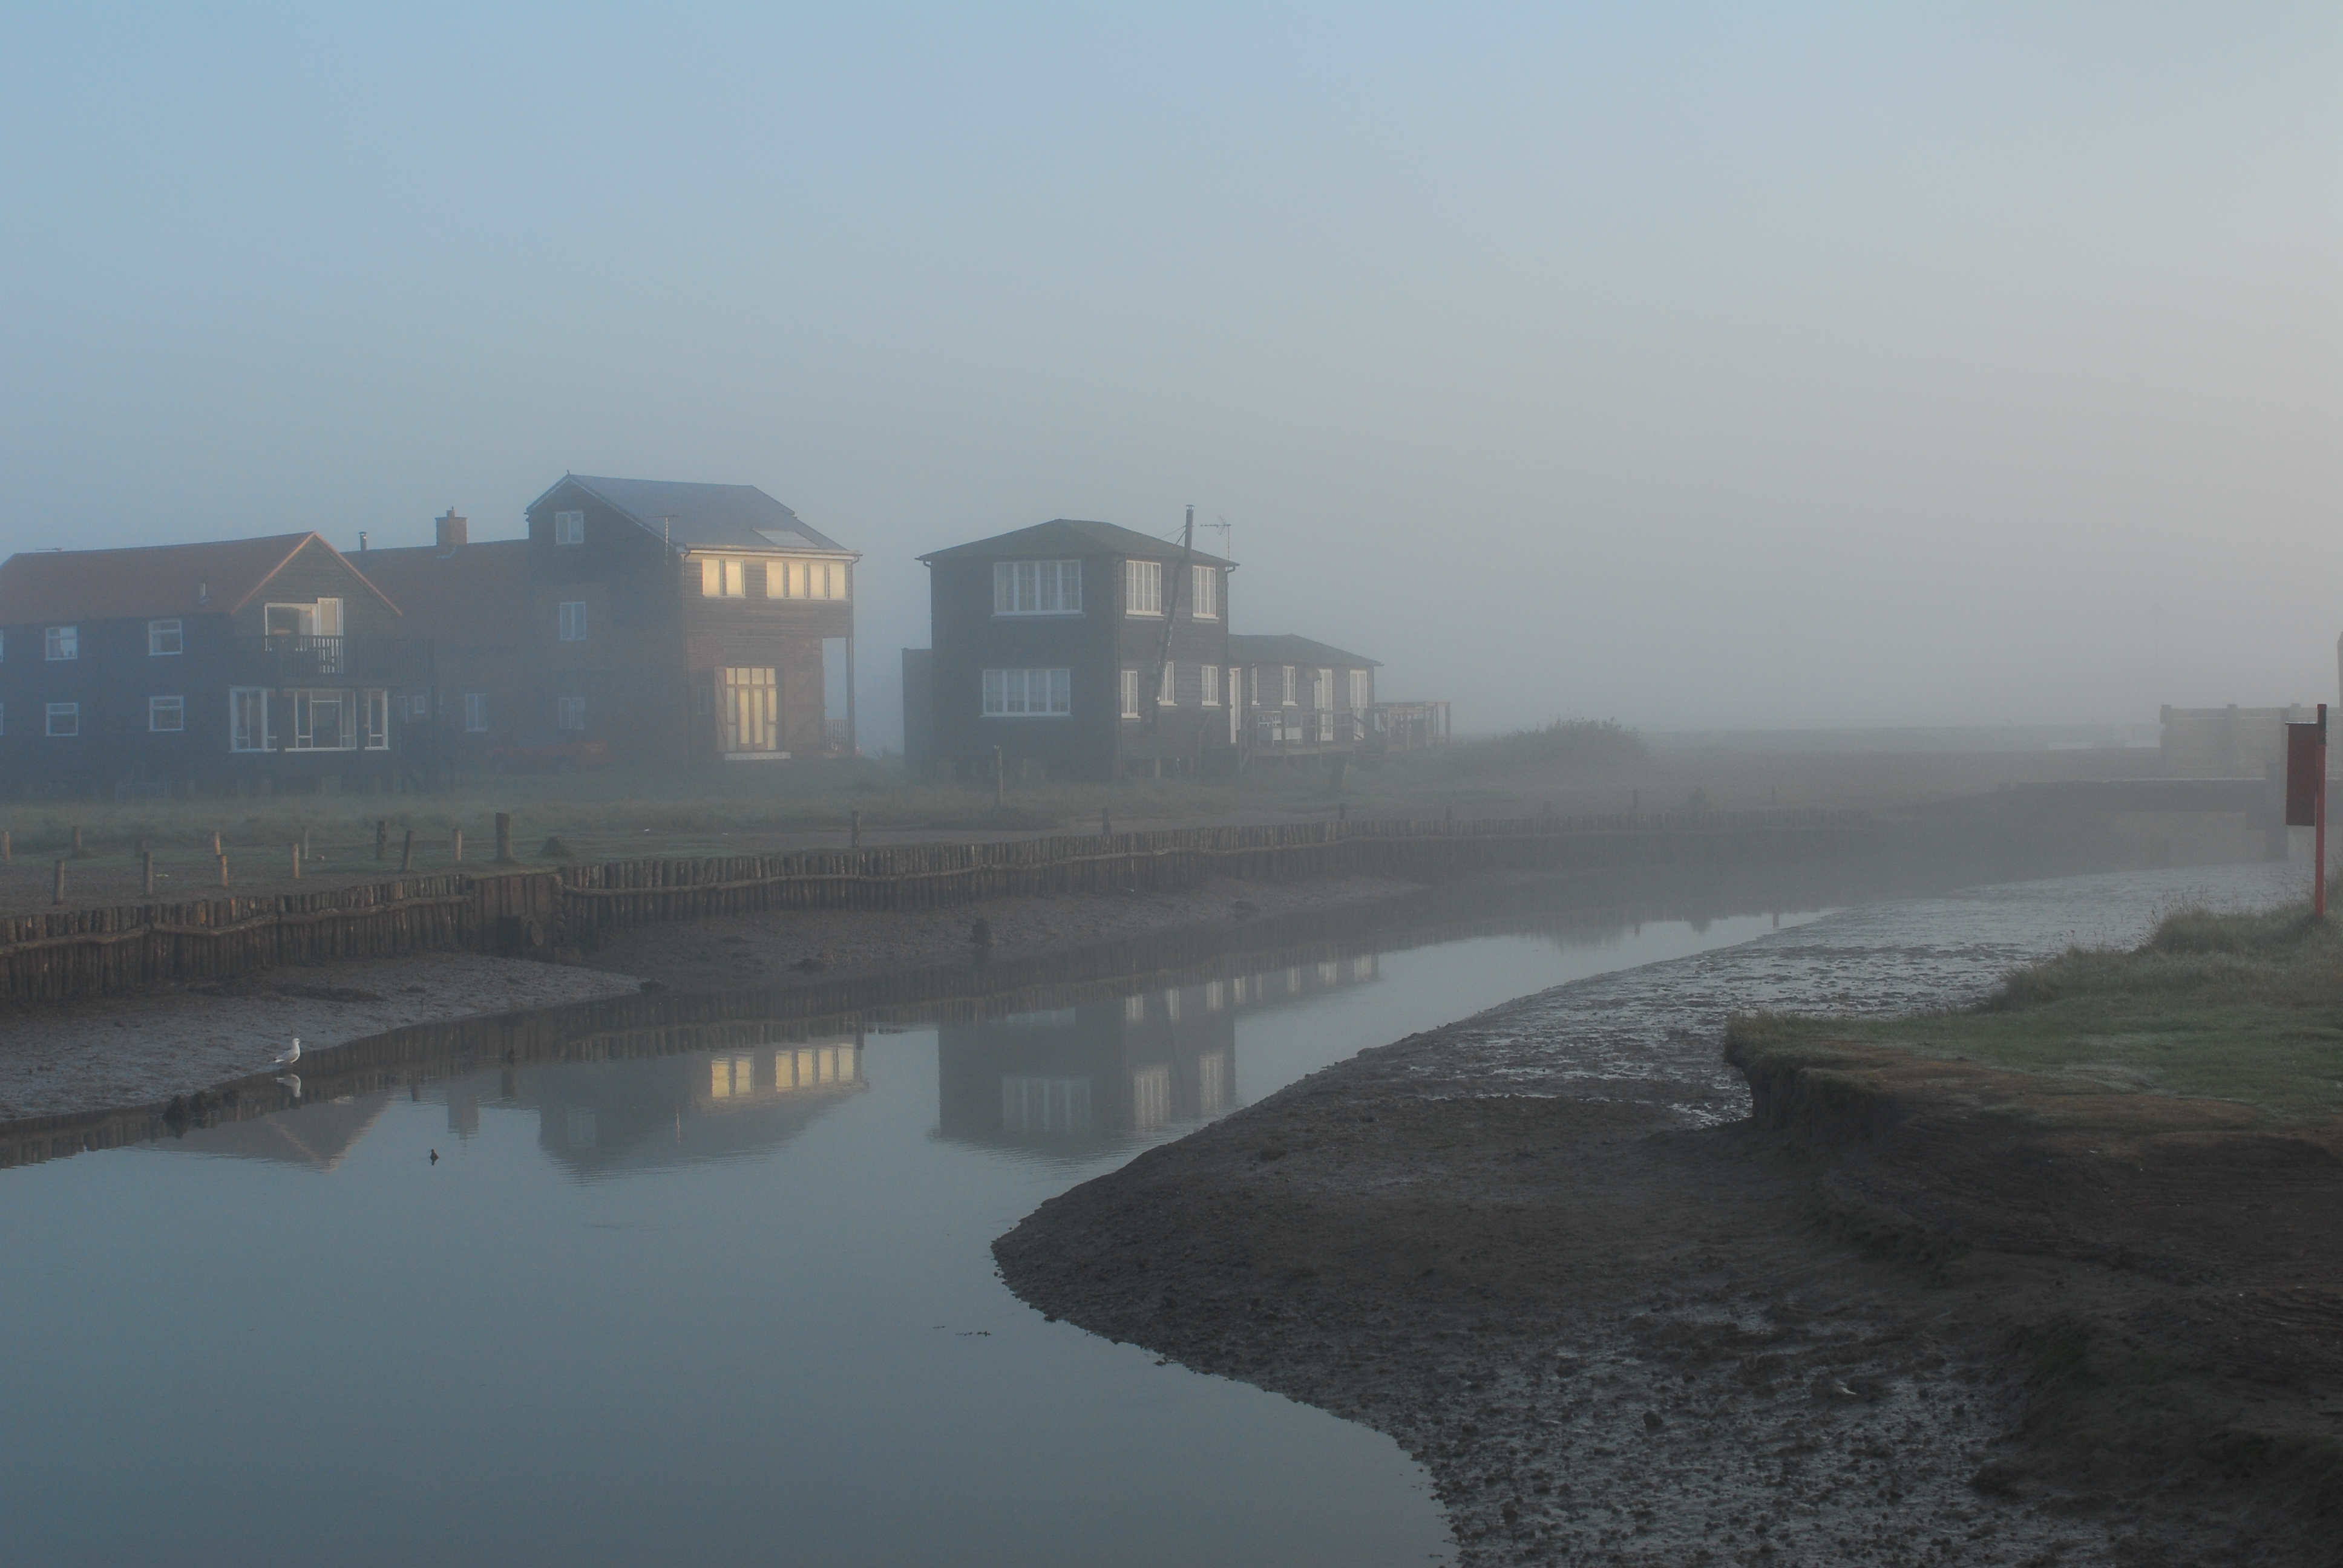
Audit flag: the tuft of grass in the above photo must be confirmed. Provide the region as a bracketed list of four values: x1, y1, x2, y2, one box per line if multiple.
[1441, 719, 1648, 779]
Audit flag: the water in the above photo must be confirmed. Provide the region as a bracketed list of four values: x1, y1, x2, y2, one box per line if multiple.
[0, 860, 2301, 1566]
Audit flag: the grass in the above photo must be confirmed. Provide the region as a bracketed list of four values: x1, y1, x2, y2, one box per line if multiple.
[1749, 903, 2343, 1118]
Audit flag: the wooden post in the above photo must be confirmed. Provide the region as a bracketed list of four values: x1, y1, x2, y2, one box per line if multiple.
[1101, 808, 1112, 837]
[495, 812, 513, 863]
[1337, 802, 1347, 828]
[301, 826, 312, 863]
[400, 829, 415, 872]
[850, 809, 862, 848]
[376, 820, 389, 860]
[142, 850, 154, 896]
[211, 829, 222, 856]
[51, 859, 64, 906]
[70, 825, 83, 857]
[451, 828, 464, 863]
[218, 854, 229, 887]
[3, 828, 11, 861]
[289, 842, 302, 880]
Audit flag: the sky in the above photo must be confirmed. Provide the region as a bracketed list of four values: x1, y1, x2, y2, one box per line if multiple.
[2, 3, 2338, 746]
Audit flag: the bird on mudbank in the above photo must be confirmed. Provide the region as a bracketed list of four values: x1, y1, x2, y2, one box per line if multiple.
[270, 1036, 301, 1068]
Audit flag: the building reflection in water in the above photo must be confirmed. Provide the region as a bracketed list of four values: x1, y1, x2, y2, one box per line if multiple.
[165, 1091, 402, 1171]
[939, 952, 1380, 1155]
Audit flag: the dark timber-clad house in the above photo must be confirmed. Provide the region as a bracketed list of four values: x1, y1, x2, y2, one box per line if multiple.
[353, 510, 531, 776]
[509, 475, 860, 764]
[0, 534, 425, 797]
[911, 520, 1237, 780]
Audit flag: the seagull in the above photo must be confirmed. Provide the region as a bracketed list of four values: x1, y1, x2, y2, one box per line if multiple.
[271, 1036, 302, 1068]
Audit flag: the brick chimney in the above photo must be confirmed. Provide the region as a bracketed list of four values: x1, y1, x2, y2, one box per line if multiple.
[436, 508, 468, 551]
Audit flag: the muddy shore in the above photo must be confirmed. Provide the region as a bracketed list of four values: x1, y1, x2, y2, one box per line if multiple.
[995, 871, 2337, 1566]
[0, 873, 1424, 1120]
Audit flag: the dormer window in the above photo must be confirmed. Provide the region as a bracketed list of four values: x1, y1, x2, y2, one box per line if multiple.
[45, 626, 76, 661]
[994, 560, 1081, 616]
[554, 510, 585, 546]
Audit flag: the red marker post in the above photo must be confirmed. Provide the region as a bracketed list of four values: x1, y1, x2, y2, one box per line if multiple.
[2284, 704, 2328, 917]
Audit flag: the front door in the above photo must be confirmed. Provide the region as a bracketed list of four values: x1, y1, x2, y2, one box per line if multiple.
[722, 667, 779, 753]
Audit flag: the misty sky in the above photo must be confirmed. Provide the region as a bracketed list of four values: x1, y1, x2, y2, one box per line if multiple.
[4, 4, 2338, 745]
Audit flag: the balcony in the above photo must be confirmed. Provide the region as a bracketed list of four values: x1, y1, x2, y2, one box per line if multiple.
[240, 635, 431, 683]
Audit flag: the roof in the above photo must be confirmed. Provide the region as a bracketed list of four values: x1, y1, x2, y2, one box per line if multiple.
[1227, 633, 1380, 668]
[919, 518, 1236, 569]
[534, 474, 853, 555]
[0, 533, 399, 624]
[355, 540, 532, 648]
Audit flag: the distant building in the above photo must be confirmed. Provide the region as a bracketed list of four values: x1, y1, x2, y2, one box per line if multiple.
[2159, 704, 2318, 778]
[913, 519, 1237, 780]
[1228, 633, 1448, 763]
[0, 532, 425, 797]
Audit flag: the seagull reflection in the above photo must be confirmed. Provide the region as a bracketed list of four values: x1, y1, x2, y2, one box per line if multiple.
[275, 1073, 302, 1099]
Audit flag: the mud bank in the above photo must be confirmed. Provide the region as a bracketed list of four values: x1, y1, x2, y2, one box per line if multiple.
[995, 867, 2333, 1566]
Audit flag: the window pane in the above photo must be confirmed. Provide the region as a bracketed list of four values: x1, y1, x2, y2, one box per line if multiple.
[1049, 668, 1070, 713]
[994, 563, 1013, 613]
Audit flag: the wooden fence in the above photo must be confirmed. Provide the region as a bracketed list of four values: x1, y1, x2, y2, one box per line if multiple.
[0, 809, 1870, 1008]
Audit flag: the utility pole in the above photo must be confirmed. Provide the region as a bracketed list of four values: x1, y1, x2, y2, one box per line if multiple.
[1149, 506, 1196, 771]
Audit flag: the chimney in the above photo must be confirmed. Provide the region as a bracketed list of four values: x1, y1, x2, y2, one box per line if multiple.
[436, 508, 468, 552]
[358, 530, 369, 554]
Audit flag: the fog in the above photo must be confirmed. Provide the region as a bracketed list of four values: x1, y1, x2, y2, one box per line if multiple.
[3, 5, 2337, 748]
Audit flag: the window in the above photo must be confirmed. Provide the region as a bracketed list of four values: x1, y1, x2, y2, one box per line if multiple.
[701, 557, 746, 597]
[45, 626, 76, 661]
[1317, 667, 1335, 710]
[556, 695, 586, 731]
[559, 601, 588, 641]
[1280, 665, 1296, 705]
[405, 691, 431, 718]
[231, 688, 270, 751]
[721, 667, 779, 752]
[554, 510, 585, 545]
[1158, 662, 1177, 705]
[1247, 666, 1258, 705]
[1120, 668, 1141, 719]
[1200, 664, 1221, 706]
[1349, 669, 1371, 709]
[1191, 565, 1219, 619]
[148, 619, 183, 656]
[993, 560, 1083, 616]
[981, 668, 1072, 717]
[464, 691, 490, 733]
[45, 702, 79, 737]
[1124, 560, 1163, 615]
[289, 690, 356, 750]
[148, 696, 185, 732]
[364, 689, 388, 750]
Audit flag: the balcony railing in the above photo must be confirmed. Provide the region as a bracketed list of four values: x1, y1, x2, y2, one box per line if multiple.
[242, 635, 430, 681]
[1247, 702, 1450, 755]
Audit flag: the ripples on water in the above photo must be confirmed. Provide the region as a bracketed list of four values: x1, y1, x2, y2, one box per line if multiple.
[0, 859, 2304, 1566]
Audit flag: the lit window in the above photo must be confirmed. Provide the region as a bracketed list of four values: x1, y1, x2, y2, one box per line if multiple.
[45, 626, 76, 661]
[1119, 669, 1141, 719]
[45, 702, 79, 737]
[558, 601, 588, 641]
[148, 696, 185, 732]
[148, 619, 183, 656]
[464, 691, 490, 733]
[1200, 664, 1221, 707]
[993, 560, 1083, 616]
[364, 689, 388, 750]
[1190, 565, 1219, 619]
[231, 688, 270, 751]
[1124, 560, 1162, 615]
[981, 668, 1072, 716]
[556, 695, 586, 730]
[1158, 663, 1176, 705]
[701, 558, 744, 597]
[554, 510, 585, 545]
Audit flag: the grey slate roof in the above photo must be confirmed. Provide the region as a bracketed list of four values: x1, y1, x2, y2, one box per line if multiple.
[1227, 633, 1380, 668]
[535, 475, 854, 555]
[919, 518, 1235, 569]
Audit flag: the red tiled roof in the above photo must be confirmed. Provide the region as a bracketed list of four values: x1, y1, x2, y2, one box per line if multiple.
[0, 534, 398, 623]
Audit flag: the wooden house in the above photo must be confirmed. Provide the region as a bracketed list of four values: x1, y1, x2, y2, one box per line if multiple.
[353, 511, 530, 776]
[519, 475, 858, 763]
[1228, 634, 1379, 760]
[914, 520, 1237, 780]
[0, 533, 425, 797]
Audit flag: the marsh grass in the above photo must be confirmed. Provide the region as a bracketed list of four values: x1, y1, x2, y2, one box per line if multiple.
[1777, 903, 2343, 1117]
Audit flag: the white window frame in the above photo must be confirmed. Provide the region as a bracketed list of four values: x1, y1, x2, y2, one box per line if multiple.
[45, 702, 79, 737]
[364, 688, 389, 750]
[464, 691, 490, 733]
[981, 668, 1072, 717]
[148, 695, 185, 732]
[993, 560, 1083, 616]
[45, 626, 76, 661]
[1120, 668, 1141, 719]
[1318, 667, 1335, 710]
[288, 689, 358, 751]
[1190, 565, 1219, 620]
[558, 601, 588, 641]
[1200, 664, 1221, 706]
[556, 695, 587, 731]
[1158, 662, 1178, 705]
[1349, 668, 1371, 710]
[1280, 665, 1296, 705]
[148, 619, 183, 656]
[1124, 560, 1163, 616]
[554, 509, 585, 546]
[231, 688, 270, 751]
